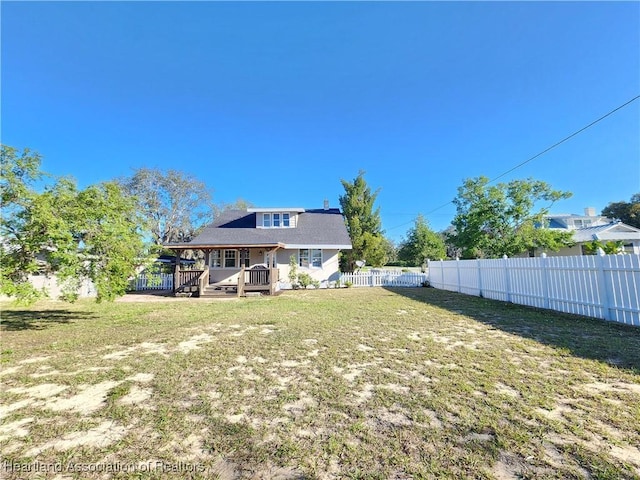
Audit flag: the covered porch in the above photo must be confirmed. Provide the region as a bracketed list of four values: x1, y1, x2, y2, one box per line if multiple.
[164, 243, 284, 297]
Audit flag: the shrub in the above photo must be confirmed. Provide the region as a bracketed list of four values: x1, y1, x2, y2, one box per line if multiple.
[297, 272, 313, 289]
[288, 255, 299, 289]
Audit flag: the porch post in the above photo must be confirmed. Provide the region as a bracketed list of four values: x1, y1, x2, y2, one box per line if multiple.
[173, 249, 182, 294]
[268, 247, 279, 294]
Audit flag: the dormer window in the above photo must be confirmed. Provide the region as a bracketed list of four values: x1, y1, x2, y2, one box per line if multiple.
[574, 219, 592, 228]
[249, 208, 304, 228]
[261, 212, 292, 228]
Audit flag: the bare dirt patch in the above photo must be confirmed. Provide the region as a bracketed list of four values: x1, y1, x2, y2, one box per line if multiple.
[0, 417, 35, 442]
[26, 421, 130, 456]
[119, 386, 152, 406]
[45, 380, 122, 414]
[177, 333, 213, 353]
[8, 383, 68, 399]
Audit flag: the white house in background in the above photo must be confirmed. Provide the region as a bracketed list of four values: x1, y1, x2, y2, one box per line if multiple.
[536, 207, 640, 256]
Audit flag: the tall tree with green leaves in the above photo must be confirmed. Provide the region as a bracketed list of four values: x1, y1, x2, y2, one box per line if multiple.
[398, 215, 447, 267]
[119, 167, 215, 245]
[1, 145, 148, 303]
[602, 193, 640, 228]
[339, 171, 386, 270]
[213, 198, 255, 217]
[381, 236, 398, 265]
[1, 145, 46, 302]
[449, 176, 574, 258]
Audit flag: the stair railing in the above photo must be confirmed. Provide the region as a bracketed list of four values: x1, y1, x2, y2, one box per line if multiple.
[197, 269, 209, 297]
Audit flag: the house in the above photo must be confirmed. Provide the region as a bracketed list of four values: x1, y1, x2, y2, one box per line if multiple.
[164, 204, 352, 296]
[531, 207, 640, 257]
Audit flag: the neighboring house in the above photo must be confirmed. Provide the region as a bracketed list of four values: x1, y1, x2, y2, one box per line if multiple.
[530, 207, 640, 257]
[164, 204, 352, 296]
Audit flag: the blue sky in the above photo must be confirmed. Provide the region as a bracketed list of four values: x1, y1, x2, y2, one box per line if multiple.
[2, 1, 639, 242]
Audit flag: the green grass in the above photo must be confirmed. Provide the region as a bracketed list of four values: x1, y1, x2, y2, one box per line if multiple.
[1, 288, 639, 479]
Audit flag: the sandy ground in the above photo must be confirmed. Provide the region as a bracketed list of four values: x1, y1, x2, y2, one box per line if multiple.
[116, 291, 237, 302]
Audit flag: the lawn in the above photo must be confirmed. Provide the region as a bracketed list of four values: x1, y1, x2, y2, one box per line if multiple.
[1, 288, 639, 479]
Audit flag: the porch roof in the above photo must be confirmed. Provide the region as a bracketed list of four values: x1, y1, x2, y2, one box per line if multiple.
[164, 242, 285, 250]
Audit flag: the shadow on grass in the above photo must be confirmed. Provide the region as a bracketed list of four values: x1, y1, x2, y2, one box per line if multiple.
[0, 310, 96, 331]
[385, 287, 640, 372]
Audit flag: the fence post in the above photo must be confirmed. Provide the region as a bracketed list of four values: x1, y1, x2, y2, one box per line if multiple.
[540, 253, 550, 310]
[440, 259, 445, 289]
[595, 249, 613, 321]
[477, 259, 483, 298]
[456, 257, 461, 293]
[503, 255, 511, 303]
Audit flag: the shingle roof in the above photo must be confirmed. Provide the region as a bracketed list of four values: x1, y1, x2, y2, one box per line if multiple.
[166, 209, 352, 249]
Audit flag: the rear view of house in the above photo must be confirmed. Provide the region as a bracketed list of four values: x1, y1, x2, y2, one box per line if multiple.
[165, 205, 352, 296]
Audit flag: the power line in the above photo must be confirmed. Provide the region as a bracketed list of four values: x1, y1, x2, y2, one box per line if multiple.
[386, 95, 640, 233]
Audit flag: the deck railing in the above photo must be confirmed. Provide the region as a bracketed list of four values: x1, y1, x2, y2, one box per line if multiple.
[248, 267, 270, 286]
[197, 269, 209, 296]
[175, 269, 204, 294]
[238, 267, 278, 296]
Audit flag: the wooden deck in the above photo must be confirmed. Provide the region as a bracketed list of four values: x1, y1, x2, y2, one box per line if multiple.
[175, 267, 278, 297]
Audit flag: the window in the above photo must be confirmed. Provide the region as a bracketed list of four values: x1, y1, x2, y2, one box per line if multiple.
[264, 252, 277, 267]
[299, 249, 322, 268]
[261, 212, 291, 228]
[211, 250, 221, 267]
[299, 249, 309, 268]
[574, 219, 592, 228]
[311, 249, 322, 267]
[224, 250, 237, 268]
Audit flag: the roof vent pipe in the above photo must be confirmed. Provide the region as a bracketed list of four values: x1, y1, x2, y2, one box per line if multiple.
[324, 199, 329, 210]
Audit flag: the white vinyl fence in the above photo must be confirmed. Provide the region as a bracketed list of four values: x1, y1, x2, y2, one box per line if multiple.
[428, 253, 640, 326]
[340, 270, 428, 288]
[129, 273, 173, 291]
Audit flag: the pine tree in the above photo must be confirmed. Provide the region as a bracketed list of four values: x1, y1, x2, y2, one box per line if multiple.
[339, 171, 386, 270]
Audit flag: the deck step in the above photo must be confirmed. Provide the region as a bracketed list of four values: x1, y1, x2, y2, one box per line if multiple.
[200, 284, 237, 297]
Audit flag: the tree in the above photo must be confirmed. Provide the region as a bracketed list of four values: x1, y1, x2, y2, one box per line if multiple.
[602, 193, 640, 228]
[398, 215, 447, 267]
[1, 146, 47, 302]
[339, 171, 386, 270]
[213, 198, 254, 217]
[381, 236, 398, 265]
[449, 176, 574, 259]
[1, 145, 148, 303]
[119, 168, 214, 246]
